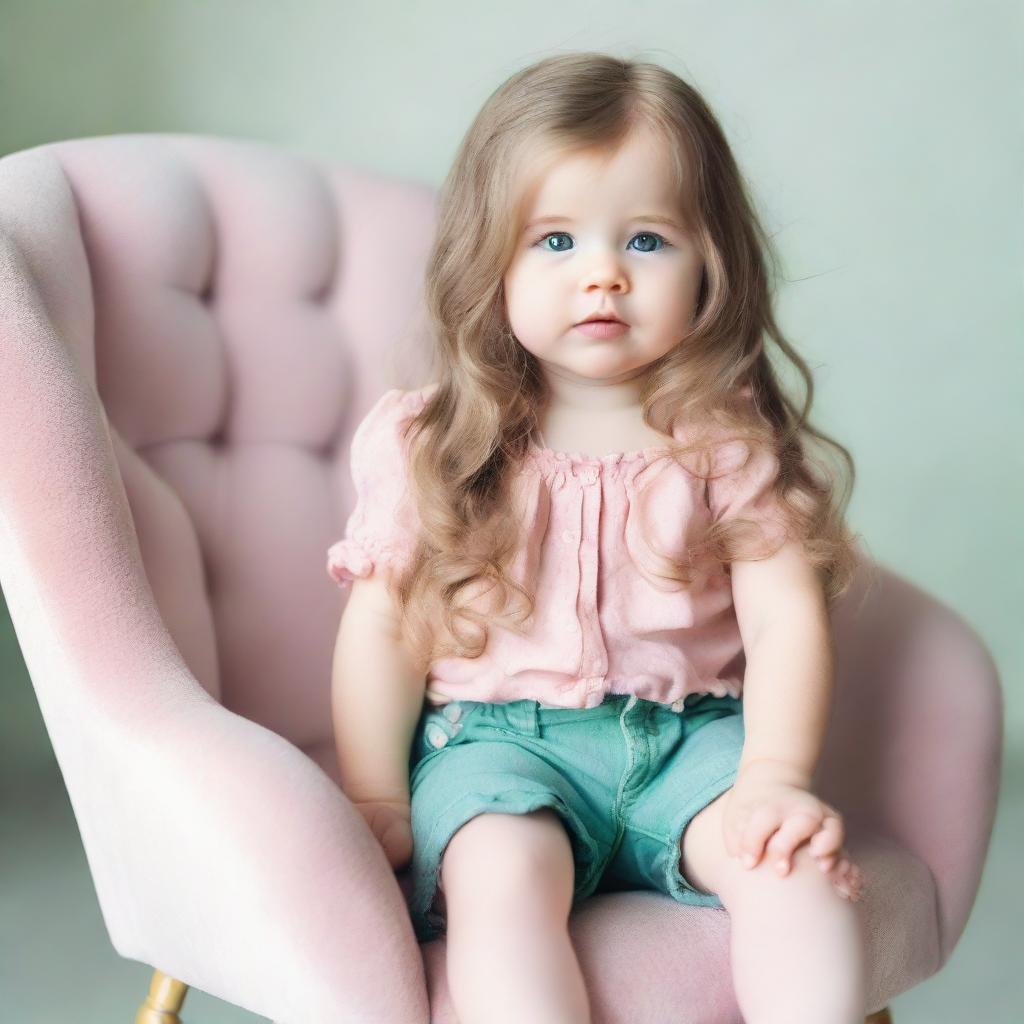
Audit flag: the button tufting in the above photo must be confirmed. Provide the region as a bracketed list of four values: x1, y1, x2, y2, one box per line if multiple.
[561, 529, 576, 544]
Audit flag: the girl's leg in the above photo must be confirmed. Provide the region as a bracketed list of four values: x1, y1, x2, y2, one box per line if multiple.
[680, 790, 867, 1024]
[439, 808, 592, 1024]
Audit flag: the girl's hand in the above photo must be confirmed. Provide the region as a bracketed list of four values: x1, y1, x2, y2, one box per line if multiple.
[352, 798, 413, 871]
[722, 761, 864, 901]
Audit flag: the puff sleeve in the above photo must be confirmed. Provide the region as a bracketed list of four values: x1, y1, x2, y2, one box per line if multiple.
[705, 438, 791, 552]
[326, 388, 424, 588]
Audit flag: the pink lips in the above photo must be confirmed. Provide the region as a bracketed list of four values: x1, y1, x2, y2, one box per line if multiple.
[574, 320, 629, 339]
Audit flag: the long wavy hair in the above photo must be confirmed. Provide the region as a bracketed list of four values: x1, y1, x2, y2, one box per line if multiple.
[388, 51, 865, 671]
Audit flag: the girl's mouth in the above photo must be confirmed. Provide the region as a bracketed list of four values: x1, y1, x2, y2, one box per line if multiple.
[574, 320, 629, 339]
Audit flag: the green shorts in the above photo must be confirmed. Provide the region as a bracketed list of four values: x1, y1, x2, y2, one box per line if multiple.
[406, 691, 744, 943]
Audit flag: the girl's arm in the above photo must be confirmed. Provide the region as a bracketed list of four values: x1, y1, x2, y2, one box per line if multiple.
[731, 539, 834, 786]
[721, 539, 859, 880]
[331, 574, 427, 806]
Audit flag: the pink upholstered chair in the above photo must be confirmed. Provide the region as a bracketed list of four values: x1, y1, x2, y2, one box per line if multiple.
[0, 133, 1002, 1024]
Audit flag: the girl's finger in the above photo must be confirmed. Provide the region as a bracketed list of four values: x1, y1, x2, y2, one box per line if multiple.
[765, 812, 822, 875]
[830, 851, 865, 901]
[831, 856, 856, 897]
[815, 851, 838, 873]
[809, 814, 844, 857]
[736, 805, 788, 868]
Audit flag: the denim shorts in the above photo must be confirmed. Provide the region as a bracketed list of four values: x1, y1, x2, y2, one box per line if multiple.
[406, 690, 745, 943]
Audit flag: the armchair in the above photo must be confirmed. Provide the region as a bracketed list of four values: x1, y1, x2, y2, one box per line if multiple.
[0, 133, 1002, 1023]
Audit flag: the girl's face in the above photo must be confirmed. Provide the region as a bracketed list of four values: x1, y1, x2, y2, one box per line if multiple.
[503, 126, 704, 386]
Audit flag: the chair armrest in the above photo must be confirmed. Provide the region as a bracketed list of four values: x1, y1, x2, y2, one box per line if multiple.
[825, 554, 1004, 968]
[103, 689, 430, 1021]
[16, 646, 429, 1021]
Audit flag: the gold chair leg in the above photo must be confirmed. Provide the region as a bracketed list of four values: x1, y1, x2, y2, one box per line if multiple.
[135, 969, 189, 1024]
[865, 1008, 893, 1024]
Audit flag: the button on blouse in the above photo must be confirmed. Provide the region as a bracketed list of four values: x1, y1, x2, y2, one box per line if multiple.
[327, 383, 793, 710]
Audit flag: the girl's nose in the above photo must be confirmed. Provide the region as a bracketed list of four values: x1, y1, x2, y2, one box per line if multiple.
[580, 259, 628, 293]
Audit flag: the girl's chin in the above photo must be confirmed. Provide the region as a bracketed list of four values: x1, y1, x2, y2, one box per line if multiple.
[544, 360, 652, 385]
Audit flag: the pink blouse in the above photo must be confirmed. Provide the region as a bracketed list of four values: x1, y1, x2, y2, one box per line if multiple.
[327, 383, 791, 710]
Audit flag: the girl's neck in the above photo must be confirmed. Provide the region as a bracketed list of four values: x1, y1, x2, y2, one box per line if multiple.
[530, 420, 674, 461]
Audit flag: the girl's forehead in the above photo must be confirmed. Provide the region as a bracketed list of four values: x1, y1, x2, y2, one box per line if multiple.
[513, 136, 686, 220]
[512, 145, 688, 221]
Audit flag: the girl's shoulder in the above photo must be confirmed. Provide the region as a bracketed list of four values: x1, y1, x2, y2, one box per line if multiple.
[373, 380, 437, 414]
[409, 380, 440, 405]
[355, 382, 437, 441]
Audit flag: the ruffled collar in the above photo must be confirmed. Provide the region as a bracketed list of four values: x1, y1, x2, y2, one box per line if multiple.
[523, 438, 674, 469]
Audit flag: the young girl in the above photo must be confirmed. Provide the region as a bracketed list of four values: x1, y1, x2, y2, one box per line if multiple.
[329, 52, 868, 1024]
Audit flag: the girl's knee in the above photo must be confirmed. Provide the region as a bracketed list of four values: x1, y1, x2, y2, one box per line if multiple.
[441, 807, 576, 912]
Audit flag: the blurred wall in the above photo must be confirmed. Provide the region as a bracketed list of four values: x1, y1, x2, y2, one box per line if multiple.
[1, 0, 1020, 771]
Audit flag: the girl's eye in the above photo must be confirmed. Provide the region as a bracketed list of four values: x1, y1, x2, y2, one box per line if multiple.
[536, 231, 574, 253]
[629, 232, 669, 253]
[533, 231, 670, 253]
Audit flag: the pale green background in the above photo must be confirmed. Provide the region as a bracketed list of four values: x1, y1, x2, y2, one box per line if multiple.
[1, 2, 1021, 1021]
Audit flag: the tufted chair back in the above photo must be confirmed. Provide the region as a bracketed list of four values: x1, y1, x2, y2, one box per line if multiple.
[2, 133, 435, 747]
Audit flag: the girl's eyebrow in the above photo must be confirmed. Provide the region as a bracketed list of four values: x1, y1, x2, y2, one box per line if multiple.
[523, 214, 684, 232]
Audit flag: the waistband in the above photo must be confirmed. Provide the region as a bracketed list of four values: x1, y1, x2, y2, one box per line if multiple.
[449, 691, 738, 737]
